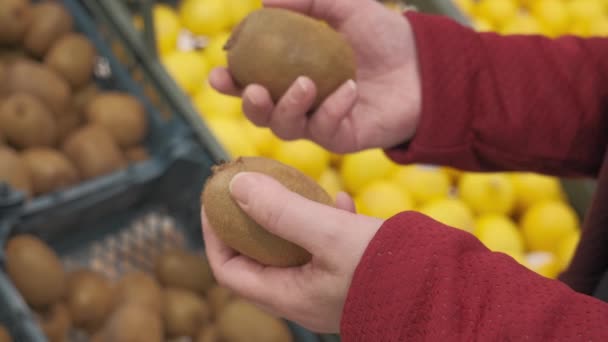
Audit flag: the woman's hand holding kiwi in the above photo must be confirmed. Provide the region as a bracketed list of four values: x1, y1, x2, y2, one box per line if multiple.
[201, 171, 384, 333]
[211, 0, 422, 154]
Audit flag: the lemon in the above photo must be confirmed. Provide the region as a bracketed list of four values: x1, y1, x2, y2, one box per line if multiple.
[555, 230, 581, 270]
[241, 119, 281, 157]
[475, 0, 519, 29]
[530, 0, 570, 37]
[474, 214, 525, 255]
[392, 165, 451, 205]
[525, 251, 561, 279]
[458, 173, 516, 216]
[418, 198, 475, 232]
[509, 252, 531, 269]
[146, 4, 181, 56]
[318, 168, 343, 201]
[162, 51, 209, 95]
[355, 181, 414, 220]
[520, 201, 580, 253]
[179, 0, 230, 36]
[473, 18, 495, 32]
[454, 0, 475, 15]
[206, 118, 257, 158]
[568, 0, 605, 23]
[193, 82, 242, 119]
[340, 149, 399, 195]
[226, 0, 261, 27]
[273, 140, 330, 180]
[203, 31, 230, 68]
[588, 16, 608, 36]
[510, 172, 565, 213]
[501, 14, 543, 35]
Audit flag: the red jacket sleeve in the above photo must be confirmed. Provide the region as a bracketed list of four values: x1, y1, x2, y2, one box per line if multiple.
[385, 12, 608, 178]
[341, 212, 608, 340]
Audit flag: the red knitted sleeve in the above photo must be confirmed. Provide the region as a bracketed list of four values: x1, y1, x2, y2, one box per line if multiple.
[386, 12, 608, 178]
[341, 212, 608, 340]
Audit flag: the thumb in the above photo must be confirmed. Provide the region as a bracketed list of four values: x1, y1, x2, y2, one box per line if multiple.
[263, 0, 361, 26]
[229, 172, 356, 253]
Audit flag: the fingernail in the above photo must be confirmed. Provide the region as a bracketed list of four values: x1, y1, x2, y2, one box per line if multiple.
[297, 76, 309, 93]
[246, 90, 262, 107]
[346, 79, 357, 92]
[229, 172, 257, 206]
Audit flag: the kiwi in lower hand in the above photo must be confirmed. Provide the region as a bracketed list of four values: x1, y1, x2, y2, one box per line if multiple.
[44, 33, 96, 88]
[21, 147, 79, 195]
[155, 249, 215, 295]
[4, 234, 66, 309]
[0, 0, 32, 46]
[0, 92, 57, 148]
[0, 146, 32, 196]
[225, 8, 356, 110]
[163, 288, 211, 338]
[217, 299, 293, 342]
[37, 302, 71, 342]
[61, 124, 127, 180]
[23, 2, 73, 57]
[201, 156, 333, 267]
[66, 269, 115, 332]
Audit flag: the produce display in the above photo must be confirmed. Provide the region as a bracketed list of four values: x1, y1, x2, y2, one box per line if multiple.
[0, 0, 150, 200]
[2, 234, 295, 342]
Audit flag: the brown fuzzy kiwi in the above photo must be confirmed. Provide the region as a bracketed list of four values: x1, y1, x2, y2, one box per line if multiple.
[66, 269, 115, 332]
[125, 145, 150, 163]
[155, 249, 215, 295]
[4, 234, 66, 309]
[61, 124, 127, 180]
[113, 271, 163, 313]
[5, 59, 72, 115]
[71, 82, 99, 115]
[44, 33, 97, 88]
[225, 8, 356, 110]
[0, 92, 58, 148]
[21, 147, 79, 195]
[0, 130, 4, 145]
[0, 146, 32, 196]
[85, 92, 148, 148]
[201, 156, 333, 267]
[216, 299, 293, 342]
[0, 0, 32, 46]
[37, 302, 71, 342]
[99, 302, 164, 342]
[23, 2, 73, 57]
[207, 285, 234, 317]
[55, 109, 82, 143]
[163, 287, 211, 338]
[0, 324, 11, 342]
[197, 324, 221, 342]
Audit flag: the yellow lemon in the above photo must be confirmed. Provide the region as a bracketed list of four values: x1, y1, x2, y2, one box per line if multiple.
[193, 82, 242, 119]
[140, 4, 181, 56]
[568, 0, 605, 23]
[520, 201, 580, 253]
[226, 0, 261, 27]
[457, 173, 516, 216]
[510, 172, 565, 213]
[355, 181, 414, 220]
[501, 14, 543, 35]
[454, 0, 476, 15]
[203, 31, 230, 68]
[392, 165, 451, 205]
[162, 51, 209, 95]
[418, 198, 475, 232]
[475, 0, 519, 29]
[525, 251, 561, 279]
[241, 119, 281, 157]
[555, 230, 581, 270]
[179, 0, 230, 36]
[588, 16, 608, 36]
[340, 149, 399, 195]
[205, 118, 257, 158]
[509, 252, 531, 269]
[474, 214, 525, 255]
[273, 140, 330, 180]
[318, 168, 343, 201]
[530, 0, 570, 37]
[473, 18, 495, 32]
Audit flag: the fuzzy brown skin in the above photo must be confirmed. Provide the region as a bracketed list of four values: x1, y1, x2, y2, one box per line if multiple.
[65, 269, 115, 333]
[0, 0, 32, 46]
[0, 146, 33, 196]
[201, 156, 333, 267]
[37, 302, 71, 342]
[23, 2, 73, 57]
[21, 147, 80, 195]
[0, 92, 58, 148]
[216, 299, 293, 342]
[155, 249, 215, 295]
[45, 33, 97, 89]
[162, 288, 211, 338]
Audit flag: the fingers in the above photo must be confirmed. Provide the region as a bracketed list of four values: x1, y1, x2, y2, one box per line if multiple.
[263, 0, 359, 26]
[308, 80, 358, 144]
[269, 76, 317, 140]
[208, 67, 241, 96]
[335, 191, 356, 213]
[242, 85, 275, 126]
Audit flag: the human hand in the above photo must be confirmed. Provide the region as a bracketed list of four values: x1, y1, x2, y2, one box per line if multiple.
[210, 0, 421, 154]
[201, 172, 384, 333]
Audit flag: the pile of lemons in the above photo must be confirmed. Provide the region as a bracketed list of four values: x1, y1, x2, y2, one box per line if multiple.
[137, 0, 581, 280]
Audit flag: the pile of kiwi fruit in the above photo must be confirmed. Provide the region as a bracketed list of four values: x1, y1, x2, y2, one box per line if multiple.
[2, 234, 295, 342]
[0, 0, 150, 200]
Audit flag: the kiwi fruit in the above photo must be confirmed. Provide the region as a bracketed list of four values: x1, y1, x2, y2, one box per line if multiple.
[0, 92, 58, 148]
[85, 92, 148, 148]
[23, 2, 73, 57]
[45, 33, 96, 88]
[0, 129, 5, 145]
[163, 287, 211, 338]
[217, 300, 293, 342]
[37, 302, 71, 342]
[155, 249, 215, 295]
[0, 0, 32, 45]
[21, 147, 79, 195]
[197, 324, 221, 342]
[55, 109, 82, 143]
[125, 145, 150, 163]
[114, 271, 162, 313]
[66, 269, 115, 332]
[0, 325, 11, 342]
[4, 234, 66, 309]
[61, 124, 127, 180]
[225, 8, 356, 110]
[207, 285, 234, 316]
[0, 146, 32, 196]
[201, 156, 333, 267]
[6, 59, 72, 114]
[71, 82, 98, 115]
[99, 303, 163, 342]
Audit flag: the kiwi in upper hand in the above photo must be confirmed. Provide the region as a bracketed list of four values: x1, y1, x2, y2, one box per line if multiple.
[4, 234, 66, 309]
[163, 287, 211, 338]
[155, 249, 215, 295]
[216, 299, 293, 342]
[23, 2, 73, 57]
[0, 92, 58, 148]
[21, 147, 79, 195]
[0, 0, 32, 46]
[66, 269, 115, 332]
[201, 156, 333, 267]
[45, 33, 96, 88]
[37, 302, 71, 342]
[0, 324, 11, 342]
[0, 146, 33, 196]
[225, 8, 356, 110]
[85, 92, 148, 148]
[61, 124, 127, 180]
[6, 59, 72, 115]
